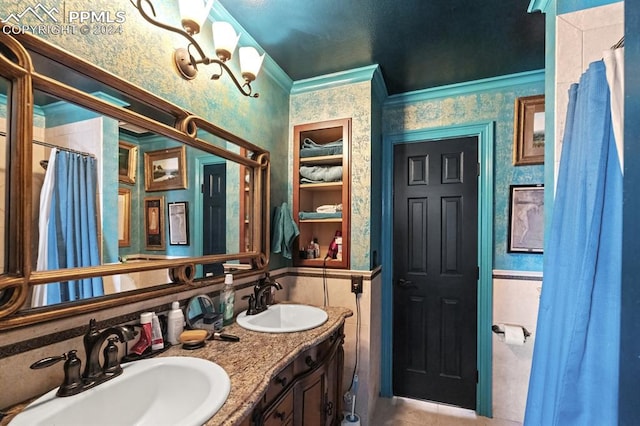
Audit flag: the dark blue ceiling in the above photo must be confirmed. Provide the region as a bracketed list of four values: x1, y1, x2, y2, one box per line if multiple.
[218, 0, 545, 95]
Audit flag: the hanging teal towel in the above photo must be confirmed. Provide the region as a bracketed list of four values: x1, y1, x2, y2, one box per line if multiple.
[271, 202, 299, 259]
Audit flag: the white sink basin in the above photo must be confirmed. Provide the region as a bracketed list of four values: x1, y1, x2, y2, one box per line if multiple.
[236, 303, 328, 333]
[10, 357, 230, 426]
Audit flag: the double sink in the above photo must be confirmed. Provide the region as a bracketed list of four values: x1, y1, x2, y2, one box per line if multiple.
[10, 304, 327, 426]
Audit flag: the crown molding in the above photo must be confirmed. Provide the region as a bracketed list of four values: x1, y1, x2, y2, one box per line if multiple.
[384, 69, 545, 108]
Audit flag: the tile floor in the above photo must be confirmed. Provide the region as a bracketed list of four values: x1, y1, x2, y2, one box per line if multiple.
[370, 397, 523, 426]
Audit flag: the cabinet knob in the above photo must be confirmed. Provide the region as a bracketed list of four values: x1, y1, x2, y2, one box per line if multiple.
[274, 410, 286, 421]
[275, 375, 288, 387]
[305, 355, 317, 368]
[325, 401, 334, 416]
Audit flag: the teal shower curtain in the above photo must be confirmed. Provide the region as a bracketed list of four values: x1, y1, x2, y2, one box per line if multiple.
[524, 59, 622, 425]
[45, 150, 104, 304]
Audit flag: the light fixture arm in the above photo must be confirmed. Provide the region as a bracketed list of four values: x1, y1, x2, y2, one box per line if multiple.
[209, 59, 257, 98]
[131, 0, 259, 98]
[131, 0, 207, 60]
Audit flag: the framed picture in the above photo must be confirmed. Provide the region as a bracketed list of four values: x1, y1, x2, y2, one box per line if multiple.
[508, 184, 544, 253]
[117, 188, 131, 247]
[513, 94, 545, 166]
[168, 201, 189, 245]
[144, 146, 187, 191]
[118, 141, 137, 184]
[144, 196, 165, 250]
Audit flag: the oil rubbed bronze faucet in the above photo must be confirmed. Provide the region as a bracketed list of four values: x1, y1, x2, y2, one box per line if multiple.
[242, 273, 283, 315]
[30, 319, 136, 397]
[82, 319, 136, 381]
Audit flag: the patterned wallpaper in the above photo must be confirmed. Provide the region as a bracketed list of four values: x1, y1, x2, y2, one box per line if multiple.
[384, 85, 545, 272]
[1, 0, 544, 272]
[1, 0, 291, 267]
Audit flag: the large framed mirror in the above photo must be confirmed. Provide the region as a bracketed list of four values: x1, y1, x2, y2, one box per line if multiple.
[0, 27, 270, 329]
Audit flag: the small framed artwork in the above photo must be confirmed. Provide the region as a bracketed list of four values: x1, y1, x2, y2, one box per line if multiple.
[144, 196, 165, 250]
[118, 141, 137, 184]
[168, 201, 189, 245]
[117, 188, 131, 247]
[513, 94, 545, 166]
[508, 184, 544, 253]
[144, 146, 187, 191]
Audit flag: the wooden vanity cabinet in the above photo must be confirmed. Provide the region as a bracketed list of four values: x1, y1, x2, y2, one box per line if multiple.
[248, 326, 345, 426]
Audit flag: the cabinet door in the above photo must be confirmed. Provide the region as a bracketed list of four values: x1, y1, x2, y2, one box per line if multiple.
[323, 347, 342, 426]
[295, 366, 327, 425]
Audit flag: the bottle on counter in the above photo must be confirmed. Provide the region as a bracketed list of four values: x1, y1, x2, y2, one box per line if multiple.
[313, 237, 320, 259]
[222, 274, 235, 326]
[130, 312, 152, 355]
[166, 301, 185, 346]
[150, 313, 164, 351]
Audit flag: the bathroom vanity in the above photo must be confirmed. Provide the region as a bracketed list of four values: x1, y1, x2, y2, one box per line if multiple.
[0, 306, 351, 426]
[195, 305, 350, 425]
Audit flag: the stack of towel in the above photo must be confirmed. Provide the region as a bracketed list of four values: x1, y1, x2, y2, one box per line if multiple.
[298, 204, 343, 220]
[300, 137, 343, 158]
[299, 165, 343, 183]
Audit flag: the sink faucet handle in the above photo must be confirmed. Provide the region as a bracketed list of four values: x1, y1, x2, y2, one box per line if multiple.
[31, 350, 84, 397]
[242, 294, 258, 315]
[30, 353, 69, 370]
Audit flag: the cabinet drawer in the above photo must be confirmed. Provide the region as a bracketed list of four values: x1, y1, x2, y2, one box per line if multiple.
[263, 390, 294, 426]
[264, 363, 294, 407]
[294, 329, 342, 376]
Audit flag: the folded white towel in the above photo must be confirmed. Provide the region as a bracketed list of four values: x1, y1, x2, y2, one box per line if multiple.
[316, 204, 342, 213]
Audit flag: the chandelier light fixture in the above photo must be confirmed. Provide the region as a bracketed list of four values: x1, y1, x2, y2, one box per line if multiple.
[131, 0, 265, 98]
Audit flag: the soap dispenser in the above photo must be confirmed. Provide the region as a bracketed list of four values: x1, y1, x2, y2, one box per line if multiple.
[222, 274, 235, 326]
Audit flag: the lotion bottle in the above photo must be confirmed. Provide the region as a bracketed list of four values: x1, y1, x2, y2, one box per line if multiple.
[150, 313, 164, 351]
[223, 274, 235, 326]
[131, 312, 152, 355]
[167, 301, 185, 346]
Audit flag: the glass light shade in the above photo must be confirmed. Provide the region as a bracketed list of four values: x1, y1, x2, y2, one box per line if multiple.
[212, 21, 240, 62]
[178, 0, 214, 34]
[239, 47, 265, 82]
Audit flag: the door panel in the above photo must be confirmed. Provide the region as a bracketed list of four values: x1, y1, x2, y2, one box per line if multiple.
[393, 137, 478, 409]
[202, 163, 226, 276]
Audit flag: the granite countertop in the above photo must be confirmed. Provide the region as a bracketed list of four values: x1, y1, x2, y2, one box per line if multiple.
[1, 305, 352, 426]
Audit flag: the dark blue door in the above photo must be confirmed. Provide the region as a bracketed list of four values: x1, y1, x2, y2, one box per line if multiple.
[393, 137, 478, 409]
[202, 163, 226, 277]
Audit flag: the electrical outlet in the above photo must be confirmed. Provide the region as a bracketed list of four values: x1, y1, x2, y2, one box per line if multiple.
[351, 276, 363, 294]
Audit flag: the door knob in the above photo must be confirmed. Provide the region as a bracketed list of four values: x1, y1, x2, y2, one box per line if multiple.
[397, 278, 416, 289]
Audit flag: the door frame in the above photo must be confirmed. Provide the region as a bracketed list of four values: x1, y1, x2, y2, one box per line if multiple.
[380, 121, 494, 417]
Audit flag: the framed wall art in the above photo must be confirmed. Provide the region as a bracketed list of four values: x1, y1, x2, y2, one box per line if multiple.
[118, 141, 137, 184]
[117, 188, 131, 247]
[168, 201, 189, 245]
[144, 196, 165, 250]
[513, 94, 545, 166]
[508, 184, 544, 253]
[144, 146, 187, 191]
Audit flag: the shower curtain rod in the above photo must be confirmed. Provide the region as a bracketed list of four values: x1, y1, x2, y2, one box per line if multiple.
[0, 131, 95, 158]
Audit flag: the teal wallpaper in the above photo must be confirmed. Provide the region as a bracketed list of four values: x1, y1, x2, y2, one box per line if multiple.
[384, 76, 545, 272]
[1, 0, 291, 268]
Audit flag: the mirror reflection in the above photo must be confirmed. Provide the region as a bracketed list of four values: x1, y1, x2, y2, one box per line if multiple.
[185, 294, 219, 330]
[23, 90, 254, 308]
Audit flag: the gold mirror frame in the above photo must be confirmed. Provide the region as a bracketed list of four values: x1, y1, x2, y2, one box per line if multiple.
[0, 27, 270, 330]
